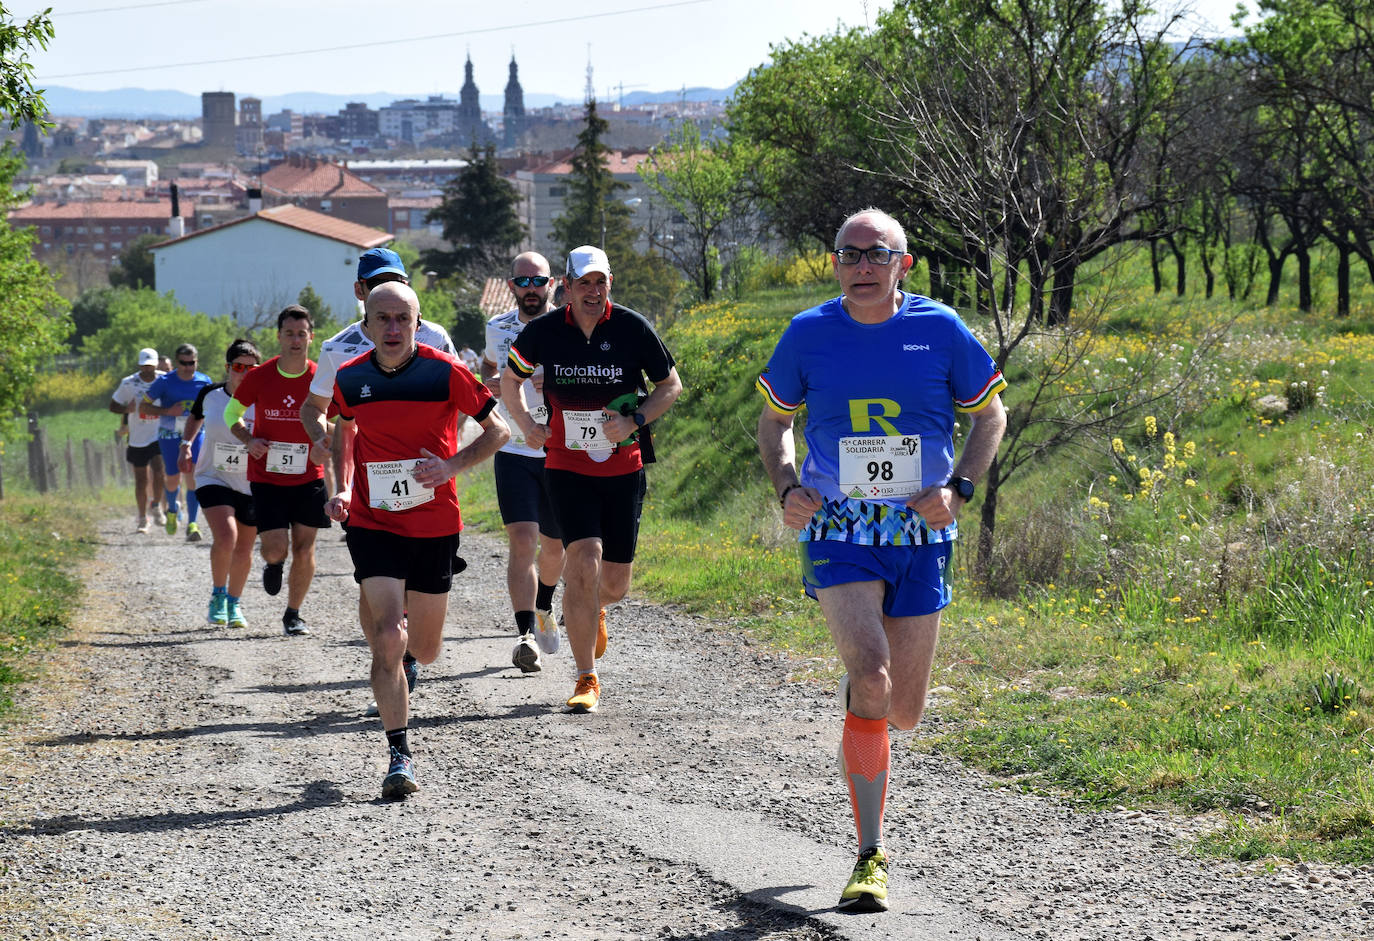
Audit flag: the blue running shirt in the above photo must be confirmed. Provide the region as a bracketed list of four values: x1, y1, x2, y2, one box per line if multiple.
[757, 293, 1006, 546]
[144, 370, 213, 441]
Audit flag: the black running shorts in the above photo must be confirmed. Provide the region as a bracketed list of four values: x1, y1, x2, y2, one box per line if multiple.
[125, 442, 160, 468]
[545, 468, 645, 564]
[493, 451, 562, 539]
[345, 525, 461, 594]
[249, 478, 332, 533]
[195, 484, 257, 527]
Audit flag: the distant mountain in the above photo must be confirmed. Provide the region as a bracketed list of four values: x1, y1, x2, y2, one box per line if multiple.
[39, 84, 736, 119]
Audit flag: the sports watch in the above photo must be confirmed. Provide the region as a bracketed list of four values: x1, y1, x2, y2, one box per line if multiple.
[632, 412, 647, 428]
[948, 476, 975, 501]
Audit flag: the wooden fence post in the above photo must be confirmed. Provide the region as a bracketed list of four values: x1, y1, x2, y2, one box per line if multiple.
[65, 437, 76, 490]
[82, 439, 99, 491]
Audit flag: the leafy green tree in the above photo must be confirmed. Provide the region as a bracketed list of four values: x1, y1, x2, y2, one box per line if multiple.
[81, 289, 238, 368]
[0, 7, 54, 130]
[0, 9, 68, 437]
[107, 233, 163, 290]
[637, 122, 756, 300]
[67, 287, 119, 350]
[422, 143, 526, 279]
[295, 283, 333, 329]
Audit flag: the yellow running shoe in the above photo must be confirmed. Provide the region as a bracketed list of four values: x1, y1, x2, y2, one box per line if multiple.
[838, 846, 890, 912]
[566, 673, 601, 713]
[594, 607, 608, 659]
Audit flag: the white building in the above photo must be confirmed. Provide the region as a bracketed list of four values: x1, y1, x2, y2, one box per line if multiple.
[151, 205, 391, 327]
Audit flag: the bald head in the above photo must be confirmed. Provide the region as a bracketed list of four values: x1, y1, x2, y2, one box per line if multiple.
[364, 281, 420, 322]
[835, 208, 908, 256]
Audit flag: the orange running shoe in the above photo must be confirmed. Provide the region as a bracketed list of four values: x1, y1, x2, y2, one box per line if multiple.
[595, 607, 608, 658]
[566, 673, 601, 713]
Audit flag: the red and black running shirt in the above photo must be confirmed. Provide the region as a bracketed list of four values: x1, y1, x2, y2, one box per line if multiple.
[506, 302, 675, 477]
[332, 345, 496, 537]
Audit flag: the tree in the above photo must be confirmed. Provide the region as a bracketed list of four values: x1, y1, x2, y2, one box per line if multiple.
[422, 143, 526, 279]
[67, 287, 119, 350]
[0, 8, 54, 130]
[81, 289, 238, 367]
[551, 100, 635, 257]
[107, 233, 163, 290]
[295, 283, 334, 330]
[637, 122, 757, 301]
[0, 8, 68, 437]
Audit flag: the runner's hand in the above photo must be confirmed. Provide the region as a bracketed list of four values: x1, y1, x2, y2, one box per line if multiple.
[413, 447, 455, 488]
[781, 485, 822, 530]
[523, 423, 549, 450]
[325, 490, 351, 522]
[907, 484, 958, 530]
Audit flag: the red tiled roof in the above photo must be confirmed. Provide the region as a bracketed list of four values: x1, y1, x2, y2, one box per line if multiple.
[153, 204, 391, 250]
[528, 150, 650, 175]
[261, 159, 384, 199]
[8, 199, 181, 221]
[479, 277, 511, 319]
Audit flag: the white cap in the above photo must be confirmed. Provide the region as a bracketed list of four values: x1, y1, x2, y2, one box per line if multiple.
[137, 347, 158, 366]
[566, 245, 611, 279]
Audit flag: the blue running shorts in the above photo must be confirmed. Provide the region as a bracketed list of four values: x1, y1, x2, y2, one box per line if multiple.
[799, 540, 953, 617]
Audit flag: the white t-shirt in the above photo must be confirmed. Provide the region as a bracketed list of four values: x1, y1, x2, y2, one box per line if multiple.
[111, 370, 163, 447]
[191, 383, 254, 495]
[310, 318, 457, 400]
[483, 308, 547, 459]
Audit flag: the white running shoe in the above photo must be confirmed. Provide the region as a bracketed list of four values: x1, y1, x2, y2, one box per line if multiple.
[534, 608, 560, 655]
[512, 634, 542, 673]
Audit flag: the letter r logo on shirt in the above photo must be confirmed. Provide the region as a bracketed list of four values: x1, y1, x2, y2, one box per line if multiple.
[848, 398, 901, 435]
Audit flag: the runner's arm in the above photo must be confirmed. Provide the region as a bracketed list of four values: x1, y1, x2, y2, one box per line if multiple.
[757, 405, 822, 530]
[434, 407, 509, 481]
[907, 393, 1007, 528]
[301, 392, 332, 465]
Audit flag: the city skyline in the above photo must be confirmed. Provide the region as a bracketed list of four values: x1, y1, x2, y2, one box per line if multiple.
[15, 0, 1245, 102]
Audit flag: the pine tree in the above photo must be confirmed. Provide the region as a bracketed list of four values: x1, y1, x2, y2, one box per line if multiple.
[551, 100, 635, 257]
[422, 142, 526, 279]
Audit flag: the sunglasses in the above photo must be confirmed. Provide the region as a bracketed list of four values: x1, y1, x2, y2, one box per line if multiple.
[178, 359, 197, 367]
[511, 275, 551, 288]
[227, 362, 257, 373]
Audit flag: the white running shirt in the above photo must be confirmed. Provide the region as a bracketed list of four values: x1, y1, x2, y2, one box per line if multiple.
[310, 318, 457, 400]
[111, 370, 164, 447]
[483, 308, 547, 459]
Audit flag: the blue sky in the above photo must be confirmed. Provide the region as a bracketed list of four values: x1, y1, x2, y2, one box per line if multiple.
[16, 0, 1247, 99]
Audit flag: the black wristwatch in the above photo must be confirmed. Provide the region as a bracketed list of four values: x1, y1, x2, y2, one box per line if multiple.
[948, 476, 975, 501]
[632, 412, 647, 428]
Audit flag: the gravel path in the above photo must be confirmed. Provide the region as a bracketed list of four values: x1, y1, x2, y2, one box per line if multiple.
[2, 514, 1372, 940]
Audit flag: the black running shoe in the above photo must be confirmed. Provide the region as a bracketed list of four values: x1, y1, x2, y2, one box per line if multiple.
[403, 655, 419, 693]
[263, 562, 284, 596]
[283, 613, 309, 636]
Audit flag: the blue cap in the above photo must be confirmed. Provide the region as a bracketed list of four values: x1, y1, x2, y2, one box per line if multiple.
[358, 247, 407, 281]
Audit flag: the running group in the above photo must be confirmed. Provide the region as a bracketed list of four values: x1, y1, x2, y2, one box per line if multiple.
[110, 210, 1006, 914]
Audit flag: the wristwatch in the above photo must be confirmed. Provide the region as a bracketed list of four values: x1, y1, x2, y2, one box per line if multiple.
[948, 476, 975, 501]
[632, 412, 647, 429]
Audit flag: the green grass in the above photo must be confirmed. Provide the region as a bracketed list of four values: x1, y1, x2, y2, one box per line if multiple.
[0, 495, 104, 719]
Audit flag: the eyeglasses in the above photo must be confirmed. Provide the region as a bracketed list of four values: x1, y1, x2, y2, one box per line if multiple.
[511, 275, 551, 288]
[178, 359, 197, 367]
[227, 362, 257, 373]
[835, 246, 902, 266]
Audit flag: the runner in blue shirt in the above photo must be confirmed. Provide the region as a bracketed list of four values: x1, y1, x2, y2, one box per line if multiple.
[756, 209, 1007, 913]
[142, 343, 213, 541]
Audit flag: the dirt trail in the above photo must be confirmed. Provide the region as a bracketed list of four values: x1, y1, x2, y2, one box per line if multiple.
[1, 516, 1371, 940]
